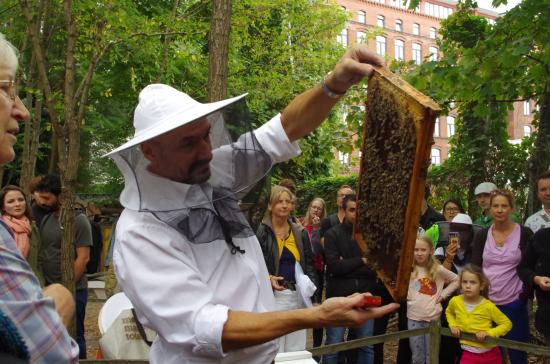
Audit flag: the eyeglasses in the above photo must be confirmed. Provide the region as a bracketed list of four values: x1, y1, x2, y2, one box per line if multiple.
[444, 207, 460, 213]
[0, 80, 17, 101]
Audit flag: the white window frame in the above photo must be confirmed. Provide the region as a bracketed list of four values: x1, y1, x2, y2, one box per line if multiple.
[429, 46, 438, 61]
[434, 117, 440, 137]
[376, 35, 386, 56]
[412, 43, 422, 65]
[413, 23, 420, 36]
[395, 19, 403, 32]
[377, 15, 385, 28]
[524, 125, 532, 137]
[447, 116, 456, 137]
[394, 39, 404, 61]
[358, 10, 366, 24]
[338, 151, 350, 165]
[523, 100, 531, 115]
[337, 28, 348, 47]
[429, 27, 437, 39]
[431, 148, 441, 166]
[357, 31, 366, 43]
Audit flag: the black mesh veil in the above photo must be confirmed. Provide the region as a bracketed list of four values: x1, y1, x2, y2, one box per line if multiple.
[109, 98, 273, 250]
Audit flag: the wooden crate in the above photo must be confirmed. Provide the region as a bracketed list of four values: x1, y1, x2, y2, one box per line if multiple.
[354, 67, 440, 302]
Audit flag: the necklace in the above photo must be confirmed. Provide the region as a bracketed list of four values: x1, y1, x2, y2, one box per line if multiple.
[274, 222, 290, 240]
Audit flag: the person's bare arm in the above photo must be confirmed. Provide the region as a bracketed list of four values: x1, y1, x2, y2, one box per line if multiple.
[74, 246, 90, 283]
[281, 45, 384, 142]
[222, 293, 399, 351]
[42, 283, 75, 328]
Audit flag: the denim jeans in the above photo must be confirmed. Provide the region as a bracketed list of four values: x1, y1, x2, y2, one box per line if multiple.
[76, 288, 88, 359]
[497, 298, 529, 364]
[322, 319, 374, 364]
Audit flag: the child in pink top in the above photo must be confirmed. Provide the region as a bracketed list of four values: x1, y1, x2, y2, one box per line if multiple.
[407, 236, 459, 364]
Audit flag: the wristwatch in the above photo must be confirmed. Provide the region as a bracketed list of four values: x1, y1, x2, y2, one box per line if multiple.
[321, 73, 346, 99]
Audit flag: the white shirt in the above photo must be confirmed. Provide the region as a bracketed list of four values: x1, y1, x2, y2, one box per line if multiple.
[113, 115, 300, 364]
[525, 208, 550, 233]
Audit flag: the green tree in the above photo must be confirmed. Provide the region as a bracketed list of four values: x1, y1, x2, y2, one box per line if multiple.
[404, 0, 543, 219]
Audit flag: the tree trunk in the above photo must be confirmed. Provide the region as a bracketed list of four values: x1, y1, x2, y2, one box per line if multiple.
[19, 56, 42, 194]
[207, 0, 232, 102]
[156, 0, 180, 83]
[527, 92, 550, 216]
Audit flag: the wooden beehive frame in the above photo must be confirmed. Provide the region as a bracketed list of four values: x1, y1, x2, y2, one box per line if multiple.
[354, 67, 441, 302]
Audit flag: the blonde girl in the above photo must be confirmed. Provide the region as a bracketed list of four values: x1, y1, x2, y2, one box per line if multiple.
[407, 236, 459, 364]
[446, 264, 512, 364]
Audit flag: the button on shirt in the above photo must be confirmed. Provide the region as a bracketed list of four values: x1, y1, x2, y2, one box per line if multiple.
[113, 115, 301, 364]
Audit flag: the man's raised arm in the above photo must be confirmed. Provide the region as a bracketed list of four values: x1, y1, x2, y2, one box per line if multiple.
[281, 45, 384, 142]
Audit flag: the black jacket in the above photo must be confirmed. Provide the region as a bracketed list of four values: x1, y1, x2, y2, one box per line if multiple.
[420, 205, 445, 231]
[324, 222, 378, 298]
[256, 217, 318, 298]
[470, 224, 534, 300]
[518, 227, 550, 336]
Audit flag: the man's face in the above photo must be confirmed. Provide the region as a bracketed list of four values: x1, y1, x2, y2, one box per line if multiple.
[344, 200, 357, 225]
[0, 67, 29, 165]
[537, 178, 550, 208]
[476, 193, 491, 211]
[141, 117, 213, 184]
[337, 187, 353, 209]
[34, 191, 59, 211]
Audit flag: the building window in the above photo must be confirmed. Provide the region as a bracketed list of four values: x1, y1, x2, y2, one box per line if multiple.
[426, 3, 452, 18]
[377, 15, 385, 28]
[358, 10, 366, 24]
[429, 46, 438, 61]
[413, 23, 420, 36]
[412, 43, 422, 65]
[431, 148, 441, 166]
[395, 19, 403, 32]
[394, 39, 404, 61]
[447, 116, 455, 137]
[376, 36, 386, 56]
[434, 117, 440, 137]
[524, 125, 532, 137]
[429, 27, 437, 39]
[338, 151, 350, 165]
[337, 28, 348, 47]
[523, 100, 531, 115]
[357, 31, 366, 43]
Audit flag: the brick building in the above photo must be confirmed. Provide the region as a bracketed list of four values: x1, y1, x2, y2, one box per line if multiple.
[334, 0, 534, 169]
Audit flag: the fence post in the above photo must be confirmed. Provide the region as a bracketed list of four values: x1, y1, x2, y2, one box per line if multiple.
[428, 320, 440, 364]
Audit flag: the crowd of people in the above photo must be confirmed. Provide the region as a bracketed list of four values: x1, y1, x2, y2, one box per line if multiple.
[262, 175, 550, 364]
[2, 28, 550, 364]
[1, 173, 105, 360]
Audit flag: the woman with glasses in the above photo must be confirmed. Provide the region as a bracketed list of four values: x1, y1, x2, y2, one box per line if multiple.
[256, 185, 318, 353]
[425, 198, 466, 245]
[471, 189, 533, 364]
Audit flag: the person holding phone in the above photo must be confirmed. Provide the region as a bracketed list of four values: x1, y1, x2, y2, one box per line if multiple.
[434, 213, 476, 274]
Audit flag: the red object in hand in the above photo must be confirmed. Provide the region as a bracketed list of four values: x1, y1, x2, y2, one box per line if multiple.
[358, 296, 382, 308]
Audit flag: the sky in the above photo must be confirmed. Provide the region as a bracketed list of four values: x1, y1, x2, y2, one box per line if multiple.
[475, 0, 521, 13]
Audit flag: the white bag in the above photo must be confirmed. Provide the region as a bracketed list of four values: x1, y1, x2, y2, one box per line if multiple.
[99, 308, 157, 360]
[294, 262, 317, 307]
